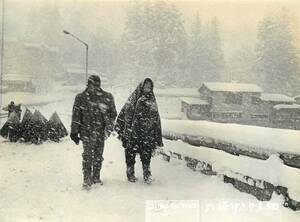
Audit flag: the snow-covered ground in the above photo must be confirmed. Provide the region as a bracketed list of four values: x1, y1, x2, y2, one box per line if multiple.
[1, 86, 300, 221]
[1, 136, 300, 222]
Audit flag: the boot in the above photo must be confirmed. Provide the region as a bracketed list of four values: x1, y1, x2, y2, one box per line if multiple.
[143, 163, 153, 184]
[82, 160, 92, 190]
[92, 166, 103, 185]
[127, 165, 137, 182]
[82, 170, 92, 190]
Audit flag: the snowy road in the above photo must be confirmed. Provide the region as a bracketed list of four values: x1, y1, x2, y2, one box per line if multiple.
[1, 136, 299, 222]
[1, 90, 300, 221]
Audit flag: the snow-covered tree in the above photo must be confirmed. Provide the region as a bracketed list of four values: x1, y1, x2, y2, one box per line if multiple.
[227, 45, 256, 83]
[188, 15, 225, 85]
[202, 17, 225, 82]
[255, 15, 300, 95]
[120, 0, 187, 87]
[188, 13, 205, 85]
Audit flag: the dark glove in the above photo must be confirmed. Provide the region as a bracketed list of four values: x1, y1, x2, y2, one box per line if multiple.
[70, 133, 80, 145]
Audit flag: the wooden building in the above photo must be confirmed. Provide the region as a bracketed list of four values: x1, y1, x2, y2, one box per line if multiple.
[179, 82, 300, 129]
[2, 74, 36, 93]
[197, 82, 263, 123]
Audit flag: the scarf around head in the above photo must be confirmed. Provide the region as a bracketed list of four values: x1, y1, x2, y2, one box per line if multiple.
[115, 78, 159, 143]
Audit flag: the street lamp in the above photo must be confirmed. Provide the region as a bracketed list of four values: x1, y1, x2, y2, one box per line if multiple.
[63, 30, 89, 82]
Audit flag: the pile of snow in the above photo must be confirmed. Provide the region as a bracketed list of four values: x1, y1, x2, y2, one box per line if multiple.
[162, 119, 300, 155]
[163, 140, 300, 200]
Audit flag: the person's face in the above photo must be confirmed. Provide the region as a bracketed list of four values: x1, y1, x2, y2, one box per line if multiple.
[87, 84, 97, 93]
[143, 81, 152, 93]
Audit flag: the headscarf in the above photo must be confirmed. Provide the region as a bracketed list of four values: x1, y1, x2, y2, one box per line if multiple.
[115, 78, 159, 145]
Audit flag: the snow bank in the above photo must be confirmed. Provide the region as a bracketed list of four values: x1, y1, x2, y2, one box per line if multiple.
[162, 119, 300, 155]
[163, 140, 300, 201]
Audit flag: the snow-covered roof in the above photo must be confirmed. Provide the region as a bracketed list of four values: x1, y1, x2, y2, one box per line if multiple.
[155, 88, 199, 97]
[261, 93, 295, 103]
[179, 97, 209, 105]
[294, 95, 300, 100]
[201, 82, 263, 93]
[3, 74, 34, 82]
[273, 104, 300, 110]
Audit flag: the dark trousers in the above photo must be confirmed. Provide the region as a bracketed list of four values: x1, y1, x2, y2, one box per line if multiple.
[125, 147, 152, 179]
[125, 148, 151, 166]
[82, 137, 104, 182]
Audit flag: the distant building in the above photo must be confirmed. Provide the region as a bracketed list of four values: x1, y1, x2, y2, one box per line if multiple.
[154, 88, 199, 119]
[272, 104, 300, 128]
[2, 74, 36, 93]
[197, 82, 263, 123]
[294, 95, 300, 105]
[55, 65, 109, 88]
[180, 97, 210, 120]
[254, 93, 295, 123]
[178, 82, 300, 129]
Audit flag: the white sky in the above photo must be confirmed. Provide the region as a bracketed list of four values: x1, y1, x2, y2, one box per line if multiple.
[4, 0, 300, 58]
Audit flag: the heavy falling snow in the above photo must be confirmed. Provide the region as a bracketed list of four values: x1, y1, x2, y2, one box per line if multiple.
[2, 0, 300, 221]
[0, 87, 300, 222]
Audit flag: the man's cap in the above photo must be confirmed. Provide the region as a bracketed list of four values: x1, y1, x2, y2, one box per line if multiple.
[87, 75, 101, 87]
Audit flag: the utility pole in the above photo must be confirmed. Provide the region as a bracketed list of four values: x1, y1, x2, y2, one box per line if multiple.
[0, 0, 5, 115]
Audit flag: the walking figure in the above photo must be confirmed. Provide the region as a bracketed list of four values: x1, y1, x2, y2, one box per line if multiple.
[115, 78, 163, 184]
[70, 75, 117, 189]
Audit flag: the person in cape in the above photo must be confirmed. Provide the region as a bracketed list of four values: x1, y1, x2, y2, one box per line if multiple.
[115, 78, 163, 184]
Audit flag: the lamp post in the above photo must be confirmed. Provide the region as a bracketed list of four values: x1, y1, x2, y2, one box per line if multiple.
[63, 30, 88, 82]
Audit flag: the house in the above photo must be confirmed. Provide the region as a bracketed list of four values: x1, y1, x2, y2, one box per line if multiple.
[179, 82, 300, 129]
[272, 104, 300, 129]
[253, 93, 296, 122]
[154, 88, 199, 119]
[180, 97, 210, 120]
[294, 95, 300, 105]
[2, 74, 36, 93]
[197, 82, 263, 122]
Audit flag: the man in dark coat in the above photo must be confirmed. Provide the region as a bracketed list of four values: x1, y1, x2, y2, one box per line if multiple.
[70, 75, 117, 189]
[2, 101, 22, 119]
[115, 78, 163, 184]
